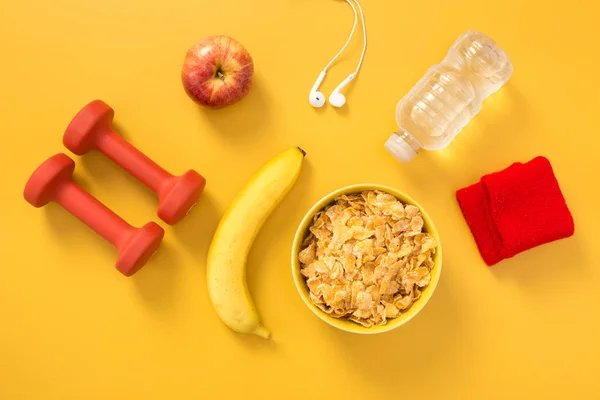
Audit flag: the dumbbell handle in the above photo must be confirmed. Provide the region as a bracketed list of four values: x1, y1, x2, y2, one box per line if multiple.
[56, 180, 134, 248]
[96, 128, 173, 194]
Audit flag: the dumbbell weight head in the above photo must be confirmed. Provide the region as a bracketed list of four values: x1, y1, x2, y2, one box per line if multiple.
[24, 153, 76, 207]
[116, 222, 164, 276]
[159, 170, 206, 225]
[63, 100, 114, 155]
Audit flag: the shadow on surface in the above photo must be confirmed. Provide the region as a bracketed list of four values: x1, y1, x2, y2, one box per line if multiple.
[79, 151, 157, 206]
[328, 268, 463, 386]
[44, 200, 117, 263]
[200, 76, 272, 147]
[489, 234, 586, 295]
[173, 190, 222, 266]
[132, 242, 182, 315]
[110, 121, 131, 140]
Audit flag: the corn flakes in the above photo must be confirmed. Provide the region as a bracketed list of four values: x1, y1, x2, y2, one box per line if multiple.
[299, 190, 437, 327]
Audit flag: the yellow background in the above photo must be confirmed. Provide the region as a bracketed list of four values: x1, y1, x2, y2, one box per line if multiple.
[1, 0, 599, 398]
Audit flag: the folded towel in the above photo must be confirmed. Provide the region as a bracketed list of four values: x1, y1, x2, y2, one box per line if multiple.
[456, 156, 575, 266]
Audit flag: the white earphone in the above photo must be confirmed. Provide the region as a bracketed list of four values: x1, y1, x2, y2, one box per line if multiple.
[309, 71, 327, 108]
[309, 0, 367, 109]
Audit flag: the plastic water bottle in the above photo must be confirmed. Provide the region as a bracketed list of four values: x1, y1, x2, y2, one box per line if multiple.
[385, 31, 513, 163]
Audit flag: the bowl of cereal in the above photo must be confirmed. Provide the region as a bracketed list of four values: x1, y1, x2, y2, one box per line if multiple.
[291, 184, 442, 334]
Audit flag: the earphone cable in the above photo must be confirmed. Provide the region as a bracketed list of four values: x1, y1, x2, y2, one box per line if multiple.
[323, 0, 358, 72]
[352, 0, 367, 75]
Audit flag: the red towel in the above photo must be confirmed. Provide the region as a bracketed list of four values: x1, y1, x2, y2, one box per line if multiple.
[456, 156, 575, 266]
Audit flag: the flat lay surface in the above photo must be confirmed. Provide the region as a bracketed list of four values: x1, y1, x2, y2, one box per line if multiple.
[1, 0, 599, 399]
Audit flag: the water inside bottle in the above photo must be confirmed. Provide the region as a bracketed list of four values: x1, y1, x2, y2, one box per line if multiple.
[397, 66, 477, 149]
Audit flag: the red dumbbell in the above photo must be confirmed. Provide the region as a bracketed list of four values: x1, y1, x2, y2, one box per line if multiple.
[62, 100, 206, 225]
[24, 154, 164, 277]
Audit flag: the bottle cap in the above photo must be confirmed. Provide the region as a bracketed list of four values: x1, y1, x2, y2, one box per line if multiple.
[385, 134, 417, 163]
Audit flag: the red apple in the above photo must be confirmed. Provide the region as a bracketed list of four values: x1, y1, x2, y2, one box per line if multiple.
[181, 35, 254, 109]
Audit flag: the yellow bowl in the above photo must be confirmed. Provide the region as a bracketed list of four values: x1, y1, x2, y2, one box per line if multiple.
[291, 184, 442, 334]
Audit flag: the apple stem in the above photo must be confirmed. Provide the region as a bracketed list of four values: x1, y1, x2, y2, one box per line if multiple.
[217, 71, 225, 81]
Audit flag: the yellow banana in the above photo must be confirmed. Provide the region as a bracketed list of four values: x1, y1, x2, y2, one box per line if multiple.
[207, 146, 306, 339]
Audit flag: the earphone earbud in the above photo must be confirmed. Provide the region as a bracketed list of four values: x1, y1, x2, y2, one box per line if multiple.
[328, 92, 346, 108]
[309, 71, 327, 108]
[329, 73, 355, 108]
[309, 92, 326, 108]
[308, 0, 366, 110]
